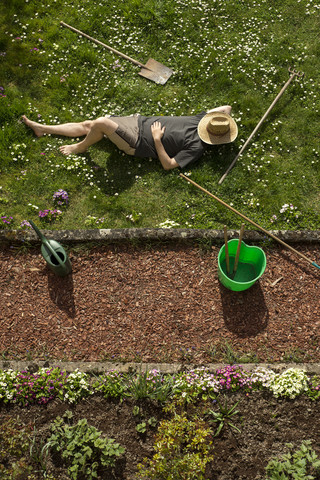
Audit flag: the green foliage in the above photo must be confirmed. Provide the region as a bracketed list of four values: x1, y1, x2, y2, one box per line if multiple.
[306, 375, 320, 401]
[137, 409, 214, 480]
[136, 422, 147, 434]
[0, 417, 33, 478]
[125, 369, 174, 403]
[45, 411, 125, 480]
[93, 370, 127, 400]
[265, 441, 320, 480]
[206, 397, 241, 437]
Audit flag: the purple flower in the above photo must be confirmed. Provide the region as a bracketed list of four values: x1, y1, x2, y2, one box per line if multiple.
[38, 209, 62, 222]
[53, 189, 69, 207]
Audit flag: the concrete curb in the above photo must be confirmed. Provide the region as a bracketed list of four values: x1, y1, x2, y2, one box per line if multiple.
[2, 228, 320, 245]
[1, 361, 320, 375]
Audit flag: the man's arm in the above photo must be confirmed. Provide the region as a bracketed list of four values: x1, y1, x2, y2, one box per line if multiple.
[151, 121, 179, 170]
[207, 105, 232, 115]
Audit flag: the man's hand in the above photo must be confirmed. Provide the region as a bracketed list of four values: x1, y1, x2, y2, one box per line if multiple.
[151, 121, 166, 141]
[150, 121, 178, 170]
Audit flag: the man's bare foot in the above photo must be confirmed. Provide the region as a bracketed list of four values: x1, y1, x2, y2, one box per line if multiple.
[59, 143, 87, 155]
[21, 115, 45, 137]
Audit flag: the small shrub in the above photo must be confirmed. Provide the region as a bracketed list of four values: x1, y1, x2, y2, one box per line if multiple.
[137, 410, 213, 480]
[0, 417, 34, 479]
[45, 411, 125, 480]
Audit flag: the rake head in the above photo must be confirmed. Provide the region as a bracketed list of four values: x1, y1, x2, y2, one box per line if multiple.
[288, 66, 305, 78]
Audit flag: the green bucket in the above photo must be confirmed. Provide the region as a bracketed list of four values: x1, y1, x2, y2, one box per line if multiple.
[218, 239, 266, 291]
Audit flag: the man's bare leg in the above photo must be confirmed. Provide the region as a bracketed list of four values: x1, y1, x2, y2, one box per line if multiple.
[22, 115, 92, 137]
[59, 117, 118, 155]
[22, 115, 119, 155]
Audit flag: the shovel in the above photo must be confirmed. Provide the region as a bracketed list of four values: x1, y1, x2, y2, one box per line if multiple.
[60, 21, 173, 85]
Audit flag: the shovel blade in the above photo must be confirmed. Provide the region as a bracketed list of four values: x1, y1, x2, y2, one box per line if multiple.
[139, 58, 173, 85]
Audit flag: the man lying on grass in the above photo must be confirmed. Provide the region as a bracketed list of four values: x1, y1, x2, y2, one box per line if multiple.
[22, 105, 238, 170]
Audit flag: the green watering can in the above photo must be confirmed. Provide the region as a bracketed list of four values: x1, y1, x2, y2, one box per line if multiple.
[29, 220, 72, 277]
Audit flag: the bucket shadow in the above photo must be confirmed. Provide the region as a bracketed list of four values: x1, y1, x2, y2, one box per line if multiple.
[47, 270, 76, 318]
[219, 281, 269, 337]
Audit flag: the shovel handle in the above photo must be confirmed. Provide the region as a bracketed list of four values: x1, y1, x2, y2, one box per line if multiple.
[60, 21, 145, 68]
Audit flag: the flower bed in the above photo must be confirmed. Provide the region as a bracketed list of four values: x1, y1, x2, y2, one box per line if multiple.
[1, 365, 320, 479]
[1, 365, 319, 407]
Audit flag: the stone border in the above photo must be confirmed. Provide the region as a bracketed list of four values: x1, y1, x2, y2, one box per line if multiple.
[1, 360, 320, 375]
[2, 228, 320, 244]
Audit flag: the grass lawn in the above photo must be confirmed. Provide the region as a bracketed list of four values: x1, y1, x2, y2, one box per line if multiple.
[0, 0, 319, 232]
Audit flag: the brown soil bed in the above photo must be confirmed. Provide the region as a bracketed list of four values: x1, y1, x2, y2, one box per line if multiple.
[1, 241, 320, 363]
[1, 391, 320, 479]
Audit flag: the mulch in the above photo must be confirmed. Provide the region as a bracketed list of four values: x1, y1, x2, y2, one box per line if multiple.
[1, 241, 320, 363]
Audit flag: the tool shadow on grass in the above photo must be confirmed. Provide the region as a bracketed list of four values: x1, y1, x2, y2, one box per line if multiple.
[219, 281, 269, 337]
[46, 270, 76, 319]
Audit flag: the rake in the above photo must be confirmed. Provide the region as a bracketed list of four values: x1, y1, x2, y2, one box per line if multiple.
[179, 173, 320, 271]
[218, 67, 305, 184]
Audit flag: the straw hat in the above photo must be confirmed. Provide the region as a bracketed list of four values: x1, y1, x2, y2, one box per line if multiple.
[198, 112, 238, 145]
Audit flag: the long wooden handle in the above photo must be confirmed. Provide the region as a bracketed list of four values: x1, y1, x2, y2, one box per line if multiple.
[223, 225, 230, 274]
[233, 223, 245, 275]
[218, 72, 298, 185]
[60, 21, 145, 68]
[179, 173, 320, 270]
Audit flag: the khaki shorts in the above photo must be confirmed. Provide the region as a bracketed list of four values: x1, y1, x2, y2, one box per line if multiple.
[107, 114, 139, 155]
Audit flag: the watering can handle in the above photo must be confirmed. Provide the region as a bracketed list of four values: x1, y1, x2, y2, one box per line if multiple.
[29, 220, 66, 269]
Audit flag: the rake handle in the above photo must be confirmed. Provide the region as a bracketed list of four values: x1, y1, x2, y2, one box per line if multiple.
[60, 21, 145, 68]
[223, 225, 230, 274]
[218, 68, 304, 184]
[179, 173, 320, 270]
[233, 223, 245, 275]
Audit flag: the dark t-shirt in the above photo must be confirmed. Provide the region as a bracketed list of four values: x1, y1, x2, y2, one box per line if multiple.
[134, 113, 207, 168]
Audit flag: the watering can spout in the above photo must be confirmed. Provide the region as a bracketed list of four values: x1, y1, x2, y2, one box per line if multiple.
[29, 220, 72, 277]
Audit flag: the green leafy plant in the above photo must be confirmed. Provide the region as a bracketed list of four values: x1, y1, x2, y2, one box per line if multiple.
[136, 422, 147, 434]
[137, 401, 213, 480]
[148, 416, 158, 428]
[137, 410, 213, 480]
[206, 397, 241, 437]
[45, 411, 125, 480]
[265, 441, 320, 479]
